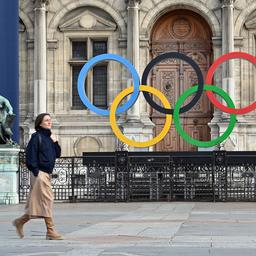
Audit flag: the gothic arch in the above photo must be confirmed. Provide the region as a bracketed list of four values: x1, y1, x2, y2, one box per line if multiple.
[235, 1, 256, 36]
[19, 9, 33, 39]
[48, 0, 126, 39]
[140, 0, 221, 37]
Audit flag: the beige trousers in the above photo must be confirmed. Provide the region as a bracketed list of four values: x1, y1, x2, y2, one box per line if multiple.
[25, 171, 53, 218]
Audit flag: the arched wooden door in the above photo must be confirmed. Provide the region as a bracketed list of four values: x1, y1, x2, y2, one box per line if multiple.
[150, 10, 213, 151]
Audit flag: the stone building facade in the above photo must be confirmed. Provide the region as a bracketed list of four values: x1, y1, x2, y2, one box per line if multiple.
[19, 0, 256, 156]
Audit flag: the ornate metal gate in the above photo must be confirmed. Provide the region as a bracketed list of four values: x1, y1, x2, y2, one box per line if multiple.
[19, 151, 256, 202]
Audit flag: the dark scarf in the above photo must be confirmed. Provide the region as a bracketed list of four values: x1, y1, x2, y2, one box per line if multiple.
[37, 127, 51, 137]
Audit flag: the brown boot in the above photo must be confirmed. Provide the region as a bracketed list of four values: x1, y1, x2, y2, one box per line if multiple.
[12, 214, 30, 238]
[44, 217, 63, 240]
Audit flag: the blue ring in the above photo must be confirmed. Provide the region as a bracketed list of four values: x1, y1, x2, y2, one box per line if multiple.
[77, 53, 140, 116]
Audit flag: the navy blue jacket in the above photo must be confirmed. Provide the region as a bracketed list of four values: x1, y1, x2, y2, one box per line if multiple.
[25, 127, 61, 176]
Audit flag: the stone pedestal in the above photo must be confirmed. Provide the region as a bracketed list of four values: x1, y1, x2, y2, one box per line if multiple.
[0, 145, 20, 204]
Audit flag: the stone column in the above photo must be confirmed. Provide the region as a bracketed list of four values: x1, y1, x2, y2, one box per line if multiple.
[33, 0, 48, 117]
[209, 38, 222, 149]
[219, 0, 236, 150]
[126, 0, 141, 121]
[221, 0, 235, 104]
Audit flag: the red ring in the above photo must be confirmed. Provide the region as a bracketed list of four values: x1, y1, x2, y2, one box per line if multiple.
[205, 52, 256, 114]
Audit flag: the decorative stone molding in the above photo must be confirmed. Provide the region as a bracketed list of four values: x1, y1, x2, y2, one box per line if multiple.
[139, 37, 149, 48]
[234, 37, 243, 47]
[47, 39, 58, 50]
[19, 10, 34, 40]
[118, 37, 149, 48]
[235, 1, 256, 36]
[212, 37, 222, 47]
[33, 0, 49, 8]
[140, 0, 221, 37]
[59, 10, 116, 32]
[125, 0, 141, 7]
[74, 136, 102, 156]
[118, 38, 127, 48]
[19, 21, 25, 33]
[48, 0, 126, 39]
[26, 39, 34, 49]
[26, 40, 58, 50]
[245, 15, 256, 29]
[221, 0, 234, 7]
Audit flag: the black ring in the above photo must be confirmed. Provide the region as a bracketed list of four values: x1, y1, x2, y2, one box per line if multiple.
[141, 52, 204, 114]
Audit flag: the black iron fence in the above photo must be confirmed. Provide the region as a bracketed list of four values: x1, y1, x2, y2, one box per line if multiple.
[19, 151, 256, 202]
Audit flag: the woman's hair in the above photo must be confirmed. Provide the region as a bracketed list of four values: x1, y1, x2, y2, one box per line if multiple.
[35, 113, 51, 130]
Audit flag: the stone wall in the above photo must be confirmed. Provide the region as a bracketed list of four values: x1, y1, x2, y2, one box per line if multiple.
[19, 0, 256, 154]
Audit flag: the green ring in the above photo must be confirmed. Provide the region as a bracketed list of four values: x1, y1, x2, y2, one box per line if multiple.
[173, 85, 237, 147]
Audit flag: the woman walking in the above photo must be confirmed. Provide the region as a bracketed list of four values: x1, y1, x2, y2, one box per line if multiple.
[13, 113, 62, 240]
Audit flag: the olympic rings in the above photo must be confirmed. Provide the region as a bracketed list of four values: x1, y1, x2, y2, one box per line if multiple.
[205, 52, 256, 114]
[141, 52, 204, 114]
[174, 85, 237, 147]
[77, 53, 140, 116]
[77, 51, 255, 148]
[110, 85, 172, 148]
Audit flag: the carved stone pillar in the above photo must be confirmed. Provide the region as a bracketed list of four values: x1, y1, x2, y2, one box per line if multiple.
[221, 0, 235, 106]
[218, 0, 236, 150]
[117, 0, 154, 152]
[33, 0, 48, 117]
[126, 0, 141, 121]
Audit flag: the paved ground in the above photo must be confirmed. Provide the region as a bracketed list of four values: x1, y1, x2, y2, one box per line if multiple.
[1, 202, 256, 255]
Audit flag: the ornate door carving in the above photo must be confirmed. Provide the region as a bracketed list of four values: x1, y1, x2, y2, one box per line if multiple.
[150, 10, 213, 151]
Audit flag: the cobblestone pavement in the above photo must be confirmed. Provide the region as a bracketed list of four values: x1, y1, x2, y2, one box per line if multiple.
[1, 202, 256, 255]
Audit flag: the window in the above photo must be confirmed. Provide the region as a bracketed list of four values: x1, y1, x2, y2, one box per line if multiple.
[93, 41, 107, 57]
[72, 41, 87, 60]
[93, 65, 107, 108]
[70, 39, 108, 110]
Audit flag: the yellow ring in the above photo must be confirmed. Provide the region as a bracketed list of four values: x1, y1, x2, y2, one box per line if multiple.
[110, 85, 172, 148]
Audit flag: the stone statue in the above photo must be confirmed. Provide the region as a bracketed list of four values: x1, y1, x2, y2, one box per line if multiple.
[0, 96, 15, 144]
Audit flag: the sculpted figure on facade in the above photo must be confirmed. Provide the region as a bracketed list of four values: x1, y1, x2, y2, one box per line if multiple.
[0, 95, 15, 144]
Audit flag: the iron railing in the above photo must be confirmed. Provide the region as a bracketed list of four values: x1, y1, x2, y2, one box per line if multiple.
[19, 151, 256, 202]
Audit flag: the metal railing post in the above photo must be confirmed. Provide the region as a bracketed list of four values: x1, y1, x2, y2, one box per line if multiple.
[71, 157, 76, 203]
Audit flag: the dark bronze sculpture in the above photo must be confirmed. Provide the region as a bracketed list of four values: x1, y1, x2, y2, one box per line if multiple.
[0, 95, 15, 144]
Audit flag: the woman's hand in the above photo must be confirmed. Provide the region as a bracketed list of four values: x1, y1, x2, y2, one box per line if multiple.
[50, 133, 57, 143]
